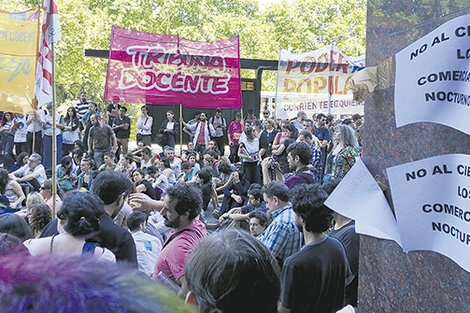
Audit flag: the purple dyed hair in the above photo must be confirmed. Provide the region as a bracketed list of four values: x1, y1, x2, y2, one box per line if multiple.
[0, 254, 194, 313]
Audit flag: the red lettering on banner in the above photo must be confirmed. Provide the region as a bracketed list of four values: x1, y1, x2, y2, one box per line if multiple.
[286, 60, 300, 74]
[315, 53, 328, 72]
[329, 50, 337, 71]
[300, 56, 316, 74]
[336, 54, 349, 73]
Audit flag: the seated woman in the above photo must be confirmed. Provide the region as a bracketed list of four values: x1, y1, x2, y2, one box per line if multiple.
[77, 158, 94, 192]
[193, 168, 216, 212]
[40, 179, 64, 215]
[152, 156, 176, 193]
[23, 192, 115, 262]
[131, 169, 157, 200]
[119, 154, 137, 178]
[57, 156, 78, 191]
[9, 152, 29, 173]
[0, 213, 33, 240]
[98, 152, 118, 171]
[0, 168, 25, 211]
[27, 203, 52, 238]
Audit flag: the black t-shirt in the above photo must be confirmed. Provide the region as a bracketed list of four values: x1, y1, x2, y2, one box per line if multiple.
[275, 138, 294, 173]
[280, 236, 350, 313]
[140, 179, 157, 200]
[259, 132, 268, 158]
[39, 215, 138, 267]
[113, 116, 131, 139]
[106, 104, 119, 126]
[329, 220, 359, 306]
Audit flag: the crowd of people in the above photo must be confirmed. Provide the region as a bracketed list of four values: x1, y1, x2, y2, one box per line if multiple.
[0, 91, 365, 313]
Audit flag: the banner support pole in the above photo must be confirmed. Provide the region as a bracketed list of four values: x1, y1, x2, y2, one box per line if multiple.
[179, 103, 183, 155]
[51, 41, 57, 219]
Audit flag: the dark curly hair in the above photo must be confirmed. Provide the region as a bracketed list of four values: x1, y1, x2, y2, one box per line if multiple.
[165, 183, 202, 221]
[57, 192, 105, 237]
[28, 204, 52, 236]
[290, 184, 332, 233]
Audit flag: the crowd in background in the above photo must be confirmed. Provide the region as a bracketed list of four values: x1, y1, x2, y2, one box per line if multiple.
[0, 90, 364, 313]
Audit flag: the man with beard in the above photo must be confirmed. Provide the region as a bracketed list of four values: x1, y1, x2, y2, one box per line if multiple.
[164, 146, 182, 178]
[151, 183, 206, 298]
[39, 171, 138, 266]
[88, 114, 117, 167]
[181, 112, 215, 156]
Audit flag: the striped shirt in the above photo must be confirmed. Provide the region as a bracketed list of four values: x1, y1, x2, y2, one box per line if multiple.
[260, 205, 302, 265]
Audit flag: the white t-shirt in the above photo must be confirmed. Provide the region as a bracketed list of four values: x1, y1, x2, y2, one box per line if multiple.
[132, 231, 162, 277]
[15, 164, 47, 185]
[13, 116, 28, 143]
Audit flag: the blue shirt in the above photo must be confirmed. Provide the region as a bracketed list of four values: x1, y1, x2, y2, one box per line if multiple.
[260, 205, 302, 264]
[241, 202, 267, 214]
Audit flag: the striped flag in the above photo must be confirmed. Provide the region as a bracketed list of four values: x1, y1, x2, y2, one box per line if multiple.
[34, 0, 61, 108]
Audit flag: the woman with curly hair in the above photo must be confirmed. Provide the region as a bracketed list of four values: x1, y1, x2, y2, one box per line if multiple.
[24, 192, 115, 262]
[324, 124, 360, 182]
[28, 204, 52, 237]
[0, 168, 25, 210]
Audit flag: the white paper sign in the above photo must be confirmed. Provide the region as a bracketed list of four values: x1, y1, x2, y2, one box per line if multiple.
[325, 158, 402, 246]
[387, 154, 470, 272]
[395, 14, 470, 134]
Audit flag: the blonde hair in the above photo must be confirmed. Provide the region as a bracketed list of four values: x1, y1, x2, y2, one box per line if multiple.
[26, 192, 45, 210]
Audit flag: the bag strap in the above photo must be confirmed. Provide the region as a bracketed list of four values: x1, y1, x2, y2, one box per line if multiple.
[162, 228, 200, 250]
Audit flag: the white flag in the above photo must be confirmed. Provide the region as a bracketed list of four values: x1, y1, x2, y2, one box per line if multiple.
[34, 0, 61, 108]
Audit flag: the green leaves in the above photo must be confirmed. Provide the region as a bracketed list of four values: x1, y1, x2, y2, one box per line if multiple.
[4, 0, 366, 109]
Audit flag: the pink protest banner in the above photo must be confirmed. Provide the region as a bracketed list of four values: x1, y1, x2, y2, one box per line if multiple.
[104, 26, 242, 108]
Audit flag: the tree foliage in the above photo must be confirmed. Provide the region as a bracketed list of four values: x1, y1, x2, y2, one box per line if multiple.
[3, 0, 366, 111]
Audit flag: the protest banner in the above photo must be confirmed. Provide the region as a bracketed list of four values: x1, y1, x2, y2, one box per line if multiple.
[104, 26, 241, 109]
[0, 7, 39, 114]
[395, 14, 470, 135]
[387, 154, 470, 272]
[275, 45, 364, 119]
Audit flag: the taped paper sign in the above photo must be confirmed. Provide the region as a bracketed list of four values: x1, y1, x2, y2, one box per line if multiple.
[387, 154, 470, 272]
[394, 14, 470, 134]
[325, 158, 402, 245]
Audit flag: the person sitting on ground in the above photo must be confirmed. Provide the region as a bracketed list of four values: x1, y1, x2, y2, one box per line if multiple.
[9, 152, 28, 173]
[163, 146, 182, 178]
[219, 184, 267, 224]
[153, 156, 176, 194]
[98, 152, 119, 171]
[184, 228, 280, 313]
[40, 179, 64, 214]
[186, 152, 200, 171]
[0, 168, 25, 210]
[127, 211, 162, 278]
[132, 169, 157, 200]
[40, 171, 137, 266]
[0, 213, 33, 240]
[77, 158, 94, 192]
[27, 203, 52, 238]
[57, 155, 78, 191]
[249, 211, 268, 238]
[9, 153, 47, 192]
[192, 168, 216, 214]
[180, 142, 200, 163]
[213, 171, 250, 219]
[119, 154, 137, 178]
[180, 162, 199, 183]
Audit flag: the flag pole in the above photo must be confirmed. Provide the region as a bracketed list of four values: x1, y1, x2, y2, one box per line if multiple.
[51, 40, 57, 218]
[179, 103, 183, 155]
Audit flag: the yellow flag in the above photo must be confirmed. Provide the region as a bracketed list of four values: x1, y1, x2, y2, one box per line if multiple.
[0, 7, 39, 114]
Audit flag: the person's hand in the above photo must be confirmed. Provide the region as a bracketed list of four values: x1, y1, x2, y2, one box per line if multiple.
[232, 195, 242, 203]
[262, 157, 273, 169]
[128, 192, 154, 210]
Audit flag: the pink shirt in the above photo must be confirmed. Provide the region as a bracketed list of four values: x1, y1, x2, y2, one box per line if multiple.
[152, 219, 206, 281]
[228, 121, 242, 145]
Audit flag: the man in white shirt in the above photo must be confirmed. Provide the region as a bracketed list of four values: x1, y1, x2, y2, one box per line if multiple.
[127, 211, 162, 278]
[136, 105, 153, 146]
[10, 153, 47, 191]
[26, 109, 45, 155]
